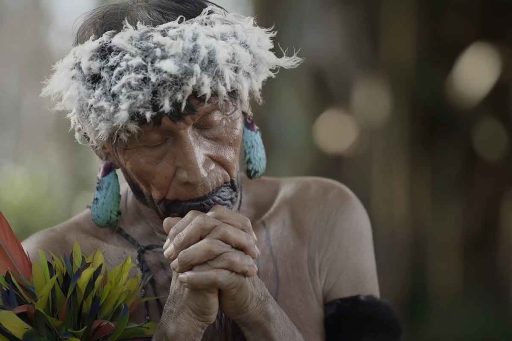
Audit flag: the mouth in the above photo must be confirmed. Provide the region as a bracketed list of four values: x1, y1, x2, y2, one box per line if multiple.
[155, 179, 240, 218]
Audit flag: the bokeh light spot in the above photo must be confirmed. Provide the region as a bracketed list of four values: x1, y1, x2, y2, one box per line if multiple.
[471, 116, 509, 162]
[446, 41, 502, 110]
[350, 73, 393, 129]
[312, 108, 360, 155]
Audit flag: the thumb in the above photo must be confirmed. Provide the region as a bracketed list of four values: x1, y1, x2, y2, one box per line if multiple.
[163, 216, 181, 234]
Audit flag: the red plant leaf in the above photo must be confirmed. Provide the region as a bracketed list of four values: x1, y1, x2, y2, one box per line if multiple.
[0, 212, 32, 280]
[12, 304, 35, 321]
[91, 320, 115, 340]
[58, 298, 69, 321]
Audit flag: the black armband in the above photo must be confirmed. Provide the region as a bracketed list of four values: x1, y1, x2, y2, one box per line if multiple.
[324, 295, 402, 341]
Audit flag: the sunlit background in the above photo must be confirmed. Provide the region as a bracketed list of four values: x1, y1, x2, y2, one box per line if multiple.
[1, 0, 512, 339]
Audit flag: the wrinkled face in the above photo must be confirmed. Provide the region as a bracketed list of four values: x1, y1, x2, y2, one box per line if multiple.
[105, 95, 244, 219]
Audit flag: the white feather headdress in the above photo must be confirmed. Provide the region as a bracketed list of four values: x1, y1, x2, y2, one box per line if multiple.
[41, 6, 303, 149]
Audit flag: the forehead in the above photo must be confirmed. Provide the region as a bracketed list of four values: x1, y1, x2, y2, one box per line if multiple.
[133, 94, 240, 134]
[136, 94, 222, 126]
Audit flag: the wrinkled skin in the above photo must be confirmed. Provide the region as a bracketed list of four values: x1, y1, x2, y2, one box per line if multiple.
[23, 96, 380, 340]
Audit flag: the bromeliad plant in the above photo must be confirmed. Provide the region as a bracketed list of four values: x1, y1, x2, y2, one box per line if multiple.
[0, 212, 155, 340]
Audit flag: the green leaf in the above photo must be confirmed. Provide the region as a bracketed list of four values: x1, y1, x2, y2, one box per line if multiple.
[0, 310, 32, 339]
[118, 322, 156, 339]
[32, 251, 49, 297]
[105, 305, 129, 341]
[9, 275, 34, 304]
[76, 268, 95, 302]
[71, 243, 82, 273]
[0, 276, 8, 289]
[87, 250, 105, 270]
[35, 276, 57, 313]
[0, 247, 153, 339]
[33, 307, 62, 331]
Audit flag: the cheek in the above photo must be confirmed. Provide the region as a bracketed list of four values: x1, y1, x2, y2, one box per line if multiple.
[202, 116, 243, 169]
[119, 149, 172, 192]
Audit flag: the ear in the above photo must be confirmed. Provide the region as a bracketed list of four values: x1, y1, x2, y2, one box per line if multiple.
[94, 143, 121, 168]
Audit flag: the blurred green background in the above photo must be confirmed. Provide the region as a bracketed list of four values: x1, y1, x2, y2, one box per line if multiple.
[1, 0, 512, 339]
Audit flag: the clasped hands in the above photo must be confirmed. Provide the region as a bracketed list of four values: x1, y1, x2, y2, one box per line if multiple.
[162, 205, 266, 325]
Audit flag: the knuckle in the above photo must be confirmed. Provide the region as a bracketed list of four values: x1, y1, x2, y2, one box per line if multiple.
[209, 224, 227, 242]
[242, 233, 253, 248]
[214, 238, 231, 253]
[211, 205, 224, 212]
[222, 252, 237, 268]
[163, 217, 172, 227]
[184, 210, 198, 219]
[173, 231, 185, 245]
[200, 215, 216, 230]
[193, 263, 210, 271]
[177, 250, 188, 264]
[204, 239, 217, 254]
[229, 251, 245, 269]
[212, 271, 225, 285]
[234, 251, 245, 264]
[206, 210, 219, 218]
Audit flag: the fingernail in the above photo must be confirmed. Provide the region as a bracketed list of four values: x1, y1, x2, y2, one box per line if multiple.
[253, 232, 258, 241]
[171, 259, 178, 271]
[163, 238, 171, 249]
[178, 273, 189, 283]
[164, 244, 175, 259]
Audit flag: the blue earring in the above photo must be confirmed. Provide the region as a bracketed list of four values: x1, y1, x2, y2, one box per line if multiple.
[243, 112, 266, 179]
[91, 161, 121, 228]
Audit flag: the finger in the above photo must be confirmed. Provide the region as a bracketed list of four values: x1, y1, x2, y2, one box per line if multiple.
[164, 217, 259, 260]
[208, 224, 259, 259]
[164, 214, 218, 260]
[171, 238, 232, 272]
[207, 205, 257, 240]
[206, 250, 258, 277]
[163, 217, 181, 234]
[171, 240, 257, 276]
[164, 210, 202, 248]
[163, 217, 181, 249]
[178, 268, 240, 290]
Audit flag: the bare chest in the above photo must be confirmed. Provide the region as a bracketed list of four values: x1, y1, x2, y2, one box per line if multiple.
[94, 216, 324, 340]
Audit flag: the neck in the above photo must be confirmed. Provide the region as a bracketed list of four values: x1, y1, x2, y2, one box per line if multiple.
[121, 186, 167, 242]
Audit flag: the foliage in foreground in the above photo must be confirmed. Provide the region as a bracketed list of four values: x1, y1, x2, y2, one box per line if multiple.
[0, 212, 155, 340]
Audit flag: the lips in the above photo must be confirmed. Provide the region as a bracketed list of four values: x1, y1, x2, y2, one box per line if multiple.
[155, 178, 239, 218]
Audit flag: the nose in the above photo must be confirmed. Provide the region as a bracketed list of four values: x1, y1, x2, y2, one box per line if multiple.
[173, 129, 209, 188]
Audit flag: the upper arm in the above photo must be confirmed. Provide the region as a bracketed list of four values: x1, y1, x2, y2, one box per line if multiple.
[308, 179, 379, 303]
[22, 226, 71, 261]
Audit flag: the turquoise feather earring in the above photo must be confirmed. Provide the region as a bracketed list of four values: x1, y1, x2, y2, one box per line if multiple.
[243, 112, 266, 179]
[91, 161, 121, 228]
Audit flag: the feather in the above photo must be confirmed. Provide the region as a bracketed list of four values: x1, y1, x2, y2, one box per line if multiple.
[0, 212, 32, 280]
[41, 5, 303, 150]
[243, 115, 267, 179]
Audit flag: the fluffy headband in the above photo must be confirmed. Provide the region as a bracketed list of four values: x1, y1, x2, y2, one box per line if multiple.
[41, 5, 303, 149]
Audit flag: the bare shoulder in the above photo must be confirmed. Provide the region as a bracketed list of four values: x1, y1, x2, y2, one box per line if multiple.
[268, 176, 379, 299]
[22, 209, 104, 260]
[270, 175, 370, 232]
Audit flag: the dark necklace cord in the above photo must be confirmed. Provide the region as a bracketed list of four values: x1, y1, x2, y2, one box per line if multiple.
[114, 226, 164, 321]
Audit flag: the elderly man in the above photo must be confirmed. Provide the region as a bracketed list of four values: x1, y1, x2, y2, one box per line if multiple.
[23, 1, 401, 340]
